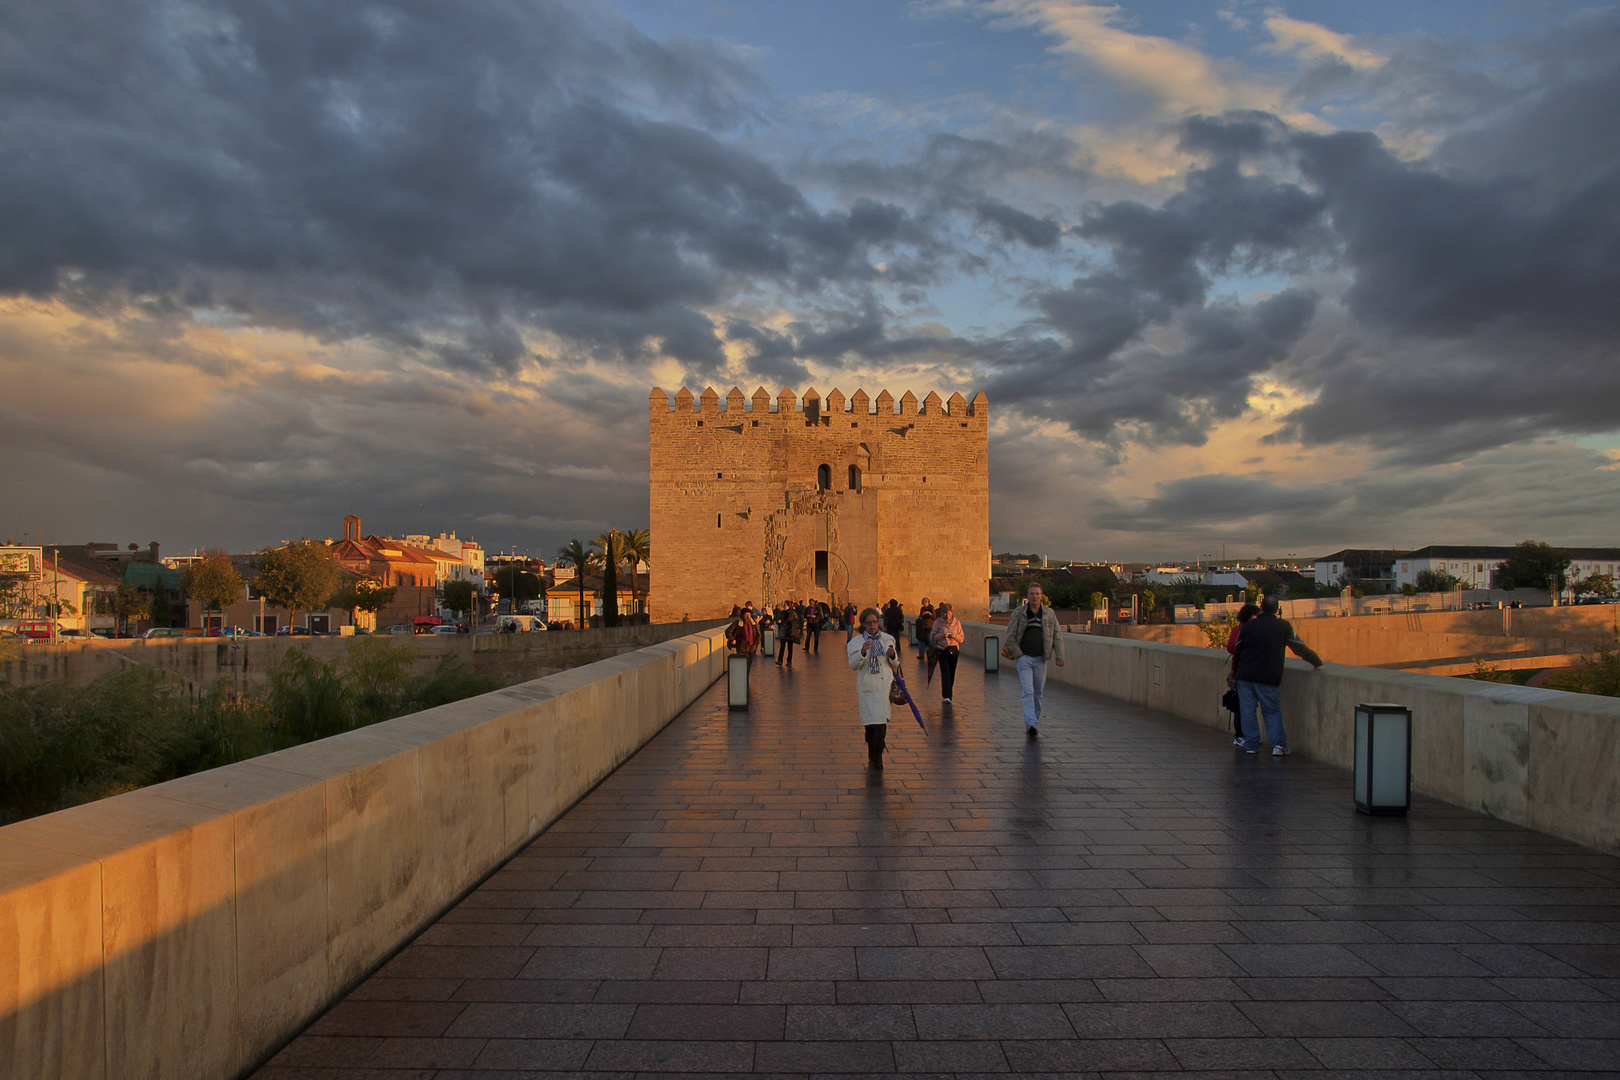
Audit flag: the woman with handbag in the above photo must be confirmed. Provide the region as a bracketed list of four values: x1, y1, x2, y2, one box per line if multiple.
[847, 606, 902, 769]
[928, 602, 964, 703]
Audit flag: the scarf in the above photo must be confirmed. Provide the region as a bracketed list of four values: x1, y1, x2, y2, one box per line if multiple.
[864, 632, 884, 674]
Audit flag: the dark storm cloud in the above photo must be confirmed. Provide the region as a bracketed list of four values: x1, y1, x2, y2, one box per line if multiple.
[0, 0, 927, 374]
[1093, 474, 1343, 532]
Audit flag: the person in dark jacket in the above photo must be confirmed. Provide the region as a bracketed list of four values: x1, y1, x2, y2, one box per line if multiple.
[914, 598, 935, 660]
[882, 599, 905, 639]
[1230, 596, 1324, 756]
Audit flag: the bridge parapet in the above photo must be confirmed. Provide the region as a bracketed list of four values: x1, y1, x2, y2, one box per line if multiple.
[0, 627, 728, 1080]
[960, 621, 1620, 857]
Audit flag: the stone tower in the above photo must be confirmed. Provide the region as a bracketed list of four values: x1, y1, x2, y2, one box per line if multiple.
[649, 385, 989, 621]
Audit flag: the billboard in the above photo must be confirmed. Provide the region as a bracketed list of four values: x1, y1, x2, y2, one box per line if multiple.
[0, 547, 40, 576]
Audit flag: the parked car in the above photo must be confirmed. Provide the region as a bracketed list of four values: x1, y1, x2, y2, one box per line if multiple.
[214, 626, 263, 638]
[143, 627, 184, 639]
[274, 625, 312, 637]
[386, 624, 411, 635]
[14, 620, 58, 642]
[430, 623, 463, 635]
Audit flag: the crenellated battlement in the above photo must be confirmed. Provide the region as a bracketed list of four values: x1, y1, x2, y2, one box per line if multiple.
[650, 385, 987, 420]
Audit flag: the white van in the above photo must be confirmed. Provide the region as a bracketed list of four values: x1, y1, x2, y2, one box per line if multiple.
[496, 614, 546, 633]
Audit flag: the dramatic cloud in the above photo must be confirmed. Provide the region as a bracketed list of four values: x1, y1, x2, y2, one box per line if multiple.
[3, 0, 1619, 561]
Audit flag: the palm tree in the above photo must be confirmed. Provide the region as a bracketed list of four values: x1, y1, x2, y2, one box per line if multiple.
[620, 528, 650, 618]
[557, 539, 597, 627]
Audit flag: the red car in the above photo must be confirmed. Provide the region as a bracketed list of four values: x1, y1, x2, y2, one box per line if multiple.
[14, 620, 58, 642]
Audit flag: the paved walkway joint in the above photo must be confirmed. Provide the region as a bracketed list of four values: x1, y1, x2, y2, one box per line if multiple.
[258, 642, 1620, 1078]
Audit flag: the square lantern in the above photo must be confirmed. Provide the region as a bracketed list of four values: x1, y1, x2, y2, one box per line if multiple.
[727, 654, 749, 710]
[984, 633, 1000, 672]
[761, 627, 775, 655]
[1354, 703, 1412, 816]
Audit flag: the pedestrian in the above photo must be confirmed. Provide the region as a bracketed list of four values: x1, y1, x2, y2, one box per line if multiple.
[915, 597, 935, 659]
[1003, 584, 1064, 738]
[777, 602, 799, 667]
[726, 609, 760, 668]
[928, 602, 964, 703]
[803, 599, 822, 654]
[843, 603, 857, 633]
[882, 599, 905, 640]
[1230, 595, 1324, 756]
[847, 606, 901, 770]
[1224, 603, 1259, 746]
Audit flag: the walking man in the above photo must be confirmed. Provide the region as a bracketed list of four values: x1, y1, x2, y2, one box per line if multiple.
[1004, 584, 1064, 737]
[1231, 595, 1324, 756]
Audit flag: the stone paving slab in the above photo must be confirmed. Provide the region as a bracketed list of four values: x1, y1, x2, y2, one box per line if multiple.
[256, 641, 1620, 1078]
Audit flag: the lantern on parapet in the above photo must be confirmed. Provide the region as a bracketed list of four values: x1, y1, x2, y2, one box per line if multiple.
[1354, 703, 1412, 816]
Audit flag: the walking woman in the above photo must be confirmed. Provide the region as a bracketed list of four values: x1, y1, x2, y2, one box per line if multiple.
[929, 602, 964, 704]
[847, 606, 901, 770]
[776, 602, 799, 667]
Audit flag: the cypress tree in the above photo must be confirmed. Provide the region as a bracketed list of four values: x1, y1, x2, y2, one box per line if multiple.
[601, 532, 619, 628]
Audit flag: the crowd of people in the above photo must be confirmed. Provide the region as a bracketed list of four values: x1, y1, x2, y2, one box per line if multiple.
[724, 583, 1326, 771]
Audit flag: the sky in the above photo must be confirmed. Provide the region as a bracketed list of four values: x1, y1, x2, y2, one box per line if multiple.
[3, 0, 1618, 564]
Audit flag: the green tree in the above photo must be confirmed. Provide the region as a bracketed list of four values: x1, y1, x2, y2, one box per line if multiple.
[255, 540, 342, 630]
[182, 550, 245, 627]
[1573, 572, 1616, 600]
[1415, 569, 1462, 593]
[1139, 589, 1158, 620]
[150, 583, 173, 628]
[1495, 541, 1572, 602]
[491, 563, 542, 606]
[1089, 591, 1108, 610]
[111, 582, 149, 635]
[556, 539, 596, 627]
[1401, 583, 1418, 596]
[441, 579, 475, 621]
[327, 578, 398, 627]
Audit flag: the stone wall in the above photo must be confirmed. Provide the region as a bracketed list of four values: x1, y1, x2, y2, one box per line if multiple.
[1092, 606, 1620, 670]
[0, 627, 727, 1080]
[960, 622, 1620, 857]
[0, 620, 728, 692]
[649, 386, 990, 622]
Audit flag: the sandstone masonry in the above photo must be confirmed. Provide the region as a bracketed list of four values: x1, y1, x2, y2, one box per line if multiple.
[649, 385, 990, 621]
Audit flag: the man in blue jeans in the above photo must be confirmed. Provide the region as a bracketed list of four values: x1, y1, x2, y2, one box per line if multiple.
[1230, 595, 1324, 756]
[1003, 584, 1065, 738]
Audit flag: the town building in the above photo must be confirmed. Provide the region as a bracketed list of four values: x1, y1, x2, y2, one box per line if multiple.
[649, 385, 990, 621]
[545, 573, 648, 625]
[1312, 549, 1403, 590]
[1393, 545, 1620, 591]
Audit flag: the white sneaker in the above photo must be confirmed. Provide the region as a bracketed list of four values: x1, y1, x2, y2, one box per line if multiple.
[942, 697, 951, 703]
[1272, 744, 1290, 757]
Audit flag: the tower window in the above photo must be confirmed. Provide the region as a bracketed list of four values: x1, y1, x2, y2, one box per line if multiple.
[717, 513, 722, 528]
[817, 463, 831, 491]
[848, 465, 861, 492]
[815, 550, 829, 589]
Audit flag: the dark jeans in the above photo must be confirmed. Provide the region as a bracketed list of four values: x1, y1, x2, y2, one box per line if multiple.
[806, 622, 820, 652]
[777, 634, 794, 664]
[937, 647, 959, 699]
[864, 723, 887, 763]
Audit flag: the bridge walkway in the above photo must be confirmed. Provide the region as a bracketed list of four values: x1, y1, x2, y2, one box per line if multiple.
[257, 637, 1620, 1077]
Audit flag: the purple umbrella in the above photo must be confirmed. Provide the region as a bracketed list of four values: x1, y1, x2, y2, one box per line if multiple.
[891, 668, 928, 735]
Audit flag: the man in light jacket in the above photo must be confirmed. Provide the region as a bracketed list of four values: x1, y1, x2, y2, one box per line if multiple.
[1004, 584, 1064, 738]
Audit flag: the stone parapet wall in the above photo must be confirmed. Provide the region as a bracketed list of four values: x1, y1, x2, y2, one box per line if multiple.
[0, 619, 727, 692]
[0, 627, 728, 1080]
[961, 622, 1620, 857]
[1092, 608, 1618, 670]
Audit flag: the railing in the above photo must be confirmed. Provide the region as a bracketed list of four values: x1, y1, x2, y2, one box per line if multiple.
[0, 627, 728, 1080]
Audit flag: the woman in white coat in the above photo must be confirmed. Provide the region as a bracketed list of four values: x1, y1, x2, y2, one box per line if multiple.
[847, 606, 901, 769]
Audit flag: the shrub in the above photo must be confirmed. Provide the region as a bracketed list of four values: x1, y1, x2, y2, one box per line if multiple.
[0, 638, 495, 824]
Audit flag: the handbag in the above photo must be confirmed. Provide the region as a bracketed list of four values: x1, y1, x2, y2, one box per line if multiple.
[888, 681, 907, 705]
